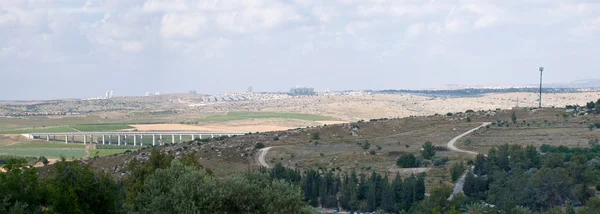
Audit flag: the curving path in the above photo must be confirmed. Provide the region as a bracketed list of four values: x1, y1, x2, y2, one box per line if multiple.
[258, 147, 272, 168]
[447, 122, 491, 200]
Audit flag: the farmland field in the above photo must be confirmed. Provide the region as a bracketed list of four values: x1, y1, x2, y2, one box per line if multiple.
[2, 142, 85, 149]
[71, 124, 133, 132]
[0, 149, 86, 158]
[196, 112, 340, 122]
[0, 126, 76, 134]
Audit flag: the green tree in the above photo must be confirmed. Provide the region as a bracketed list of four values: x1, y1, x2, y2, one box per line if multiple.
[512, 111, 518, 124]
[0, 158, 46, 213]
[48, 158, 120, 214]
[450, 161, 466, 182]
[421, 141, 436, 159]
[132, 161, 314, 213]
[579, 197, 600, 214]
[474, 154, 487, 175]
[396, 154, 418, 168]
[529, 167, 572, 209]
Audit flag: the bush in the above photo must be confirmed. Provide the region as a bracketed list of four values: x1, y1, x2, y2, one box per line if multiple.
[432, 156, 449, 166]
[467, 117, 472, 122]
[255, 143, 265, 150]
[273, 136, 280, 141]
[397, 154, 418, 168]
[311, 133, 320, 140]
[450, 161, 466, 182]
[369, 149, 376, 155]
[446, 112, 453, 116]
[595, 122, 600, 129]
[421, 141, 436, 159]
[361, 141, 371, 150]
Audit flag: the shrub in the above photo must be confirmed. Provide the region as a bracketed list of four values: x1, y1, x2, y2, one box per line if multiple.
[595, 121, 600, 129]
[432, 156, 449, 166]
[467, 117, 472, 122]
[311, 132, 320, 140]
[255, 143, 265, 150]
[273, 136, 280, 141]
[421, 141, 436, 159]
[446, 112, 453, 116]
[376, 145, 382, 150]
[361, 141, 371, 150]
[369, 149, 376, 155]
[465, 110, 475, 113]
[396, 154, 418, 168]
[464, 138, 472, 146]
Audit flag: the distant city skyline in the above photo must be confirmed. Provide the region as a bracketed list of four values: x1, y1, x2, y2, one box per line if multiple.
[1, 1, 599, 100]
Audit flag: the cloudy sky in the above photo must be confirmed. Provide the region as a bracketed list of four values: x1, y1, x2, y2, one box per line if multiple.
[1, 0, 599, 100]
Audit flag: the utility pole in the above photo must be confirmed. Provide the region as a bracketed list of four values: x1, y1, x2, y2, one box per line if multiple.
[539, 67, 544, 108]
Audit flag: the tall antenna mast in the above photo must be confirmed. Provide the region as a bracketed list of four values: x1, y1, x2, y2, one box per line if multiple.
[539, 67, 544, 108]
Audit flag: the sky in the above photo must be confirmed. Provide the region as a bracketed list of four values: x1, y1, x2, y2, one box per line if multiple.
[1, 0, 600, 100]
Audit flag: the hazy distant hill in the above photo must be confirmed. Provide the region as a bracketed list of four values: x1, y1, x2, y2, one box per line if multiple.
[545, 79, 600, 88]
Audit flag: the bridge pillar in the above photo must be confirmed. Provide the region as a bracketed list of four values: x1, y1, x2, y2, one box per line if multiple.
[72, 135, 75, 143]
[134, 135, 137, 146]
[109, 135, 112, 145]
[140, 135, 144, 146]
[124, 135, 127, 145]
[159, 134, 163, 145]
[191, 134, 194, 140]
[152, 135, 156, 146]
[211, 134, 214, 138]
[102, 135, 105, 145]
[65, 135, 68, 144]
[172, 135, 175, 144]
[91, 135, 94, 144]
[84, 135, 87, 145]
[53, 135, 55, 142]
[118, 135, 121, 145]
[179, 135, 182, 143]
[46, 135, 49, 141]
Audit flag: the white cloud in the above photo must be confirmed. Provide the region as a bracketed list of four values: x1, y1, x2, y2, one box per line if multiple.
[121, 41, 144, 52]
[143, 0, 188, 12]
[160, 13, 206, 38]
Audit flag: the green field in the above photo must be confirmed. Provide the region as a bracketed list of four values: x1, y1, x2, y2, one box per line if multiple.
[71, 124, 133, 132]
[0, 149, 86, 158]
[2, 142, 85, 149]
[0, 127, 76, 134]
[197, 112, 339, 122]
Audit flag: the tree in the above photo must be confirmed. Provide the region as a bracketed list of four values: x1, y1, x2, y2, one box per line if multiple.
[512, 111, 518, 124]
[311, 132, 320, 140]
[529, 167, 572, 209]
[0, 157, 46, 213]
[421, 141, 436, 159]
[587, 101, 596, 109]
[131, 161, 313, 213]
[473, 154, 487, 176]
[38, 156, 49, 166]
[397, 154, 418, 168]
[450, 161, 466, 182]
[48, 158, 120, 214]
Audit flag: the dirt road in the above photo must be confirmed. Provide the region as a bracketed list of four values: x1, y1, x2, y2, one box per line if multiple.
[258, 147, 272, 168]
[447, 122, 490, 200]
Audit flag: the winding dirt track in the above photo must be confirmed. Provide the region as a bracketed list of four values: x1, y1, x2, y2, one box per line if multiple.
[258, 147, 272, 168]
[447, 122, 491, 200]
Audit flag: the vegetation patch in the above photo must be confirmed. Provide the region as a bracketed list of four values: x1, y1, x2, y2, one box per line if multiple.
[0, 149, 85, 158]
[2, 142, 85, 149]
[0, 127, 76, 134]
[71, 124, 133, 132]
[197, 112, 339, 122]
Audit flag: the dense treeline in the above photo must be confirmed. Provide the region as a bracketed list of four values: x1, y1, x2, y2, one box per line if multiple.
[268, 163, 426, 212]
[0, 150, 314, 213]
[462, 144, 600, 212]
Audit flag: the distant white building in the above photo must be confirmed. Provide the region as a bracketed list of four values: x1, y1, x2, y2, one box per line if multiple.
[105, 90, 114, 99]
